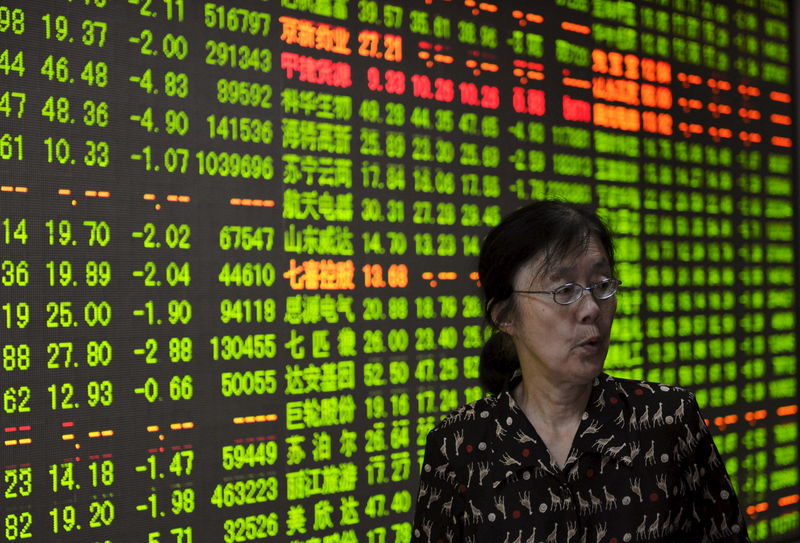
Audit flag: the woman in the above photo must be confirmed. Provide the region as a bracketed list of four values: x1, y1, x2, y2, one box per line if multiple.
[412, 201, 749, 542]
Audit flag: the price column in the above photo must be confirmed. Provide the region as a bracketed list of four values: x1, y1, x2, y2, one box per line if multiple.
[123, 1, 198, 541]
[357, 5, 420, 542]
[3, 1, 119, 541]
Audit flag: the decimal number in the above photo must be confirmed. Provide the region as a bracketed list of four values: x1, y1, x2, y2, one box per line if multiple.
[358, 2, 404, 29]
[361, 198, 405, 223]
[41, 97, 109, 127]
[50, 500, 114, 533]
[131, 69, 188, 97]
[138, 337, 192, 364]
[47, 340, 112, 368]
[48, 380, 113, 410]
[357, 30, 402, 61]
[134, 299, 192, 326]
[133, 261, 191, 287]
[131, 30, 187, 59]
[44, 137, 109, 167]
[412, 200, 456, 225]
[50, 460, 114, 493]
[47, 260, 111, 287]
[47, 219, 110, 246]
[46, 300, 111, 328]
[140, 450, 193, 481]
[42, 15, 107, 46]
[134, 0, 184, 20]
[39, 56, 108, 87]
[134, 223, 191, 249]
[130, 107, 187, 135]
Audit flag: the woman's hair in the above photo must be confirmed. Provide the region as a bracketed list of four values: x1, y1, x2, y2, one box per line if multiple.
[478, 201, 615, 394]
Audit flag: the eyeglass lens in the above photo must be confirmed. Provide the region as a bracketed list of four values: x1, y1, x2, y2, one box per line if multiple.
[554, 280, 618, 304]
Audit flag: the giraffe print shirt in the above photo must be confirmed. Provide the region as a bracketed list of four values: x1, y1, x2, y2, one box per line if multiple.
[412, 372, 749, 543]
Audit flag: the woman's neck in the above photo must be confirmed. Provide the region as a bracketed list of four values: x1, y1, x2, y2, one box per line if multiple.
[512, 371, 593, 431]
[512, 371, 594, 469]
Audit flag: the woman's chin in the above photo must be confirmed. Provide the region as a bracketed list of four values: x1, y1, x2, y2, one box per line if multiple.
[573, 350, 607, 378]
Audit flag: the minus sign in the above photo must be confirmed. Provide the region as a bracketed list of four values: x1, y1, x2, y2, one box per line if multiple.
[136, 504, 148, 511]
[134, 388, 145, 394]
[133, 310, 145, 316]
[132, 271, 144, 277]
[135, 466, 147, 472]
[131, 232, 143, 238]
[133, 349, 145, 355]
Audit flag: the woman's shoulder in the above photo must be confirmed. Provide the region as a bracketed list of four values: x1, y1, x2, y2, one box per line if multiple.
[604, 373, 699, 417]
[428, 394, 502, 440]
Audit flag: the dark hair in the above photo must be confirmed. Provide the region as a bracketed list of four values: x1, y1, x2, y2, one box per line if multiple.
[478, 201, 615, 394]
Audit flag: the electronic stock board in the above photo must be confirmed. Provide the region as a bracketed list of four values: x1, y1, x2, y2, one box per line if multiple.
[0, 0, 798, 541]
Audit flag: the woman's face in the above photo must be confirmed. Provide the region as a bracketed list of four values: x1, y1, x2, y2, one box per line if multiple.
[505, 238, 617, 386]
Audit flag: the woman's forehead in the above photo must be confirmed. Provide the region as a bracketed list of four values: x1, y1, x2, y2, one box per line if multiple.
[516, 239, 610, 282]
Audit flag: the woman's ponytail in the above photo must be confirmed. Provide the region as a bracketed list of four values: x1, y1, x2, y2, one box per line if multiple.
[479, 331, 519, 395]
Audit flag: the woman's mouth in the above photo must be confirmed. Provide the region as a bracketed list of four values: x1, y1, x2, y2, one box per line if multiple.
[577, 336, 602, 351]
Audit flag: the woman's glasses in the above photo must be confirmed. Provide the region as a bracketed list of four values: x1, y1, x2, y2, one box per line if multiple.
[514, 278, 621, 305]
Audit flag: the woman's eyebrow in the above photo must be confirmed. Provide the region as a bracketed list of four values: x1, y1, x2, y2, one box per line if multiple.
[549, 260, 609, 280]
[548, 267, 571, 281]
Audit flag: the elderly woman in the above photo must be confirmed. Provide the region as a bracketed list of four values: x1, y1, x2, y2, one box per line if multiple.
[412, 201, 749, 542]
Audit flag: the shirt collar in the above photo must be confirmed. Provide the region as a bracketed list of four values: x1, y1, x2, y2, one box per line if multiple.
[489, 372, 632, 488]
[571, 372, 632, 466]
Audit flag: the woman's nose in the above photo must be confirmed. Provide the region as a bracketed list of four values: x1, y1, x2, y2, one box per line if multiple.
[577, 290, 601, 322]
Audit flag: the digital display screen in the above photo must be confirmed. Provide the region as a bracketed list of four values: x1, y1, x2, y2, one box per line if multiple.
[1, 0, 798, 541]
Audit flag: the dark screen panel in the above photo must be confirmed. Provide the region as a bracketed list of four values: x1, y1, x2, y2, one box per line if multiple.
[1, 0, 798, 541]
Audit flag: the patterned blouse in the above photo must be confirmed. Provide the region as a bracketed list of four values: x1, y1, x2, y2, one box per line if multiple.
[412, 372, 750, 543]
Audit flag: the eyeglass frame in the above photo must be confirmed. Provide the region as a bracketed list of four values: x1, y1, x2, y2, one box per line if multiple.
[513, 278, 622, 306]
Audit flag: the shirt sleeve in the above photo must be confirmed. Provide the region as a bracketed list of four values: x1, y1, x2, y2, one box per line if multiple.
[684, 394, 751, 542]
[411, 427, 463, 543]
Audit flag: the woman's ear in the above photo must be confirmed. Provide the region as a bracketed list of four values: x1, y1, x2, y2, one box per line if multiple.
[490, 299, 514, 335]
